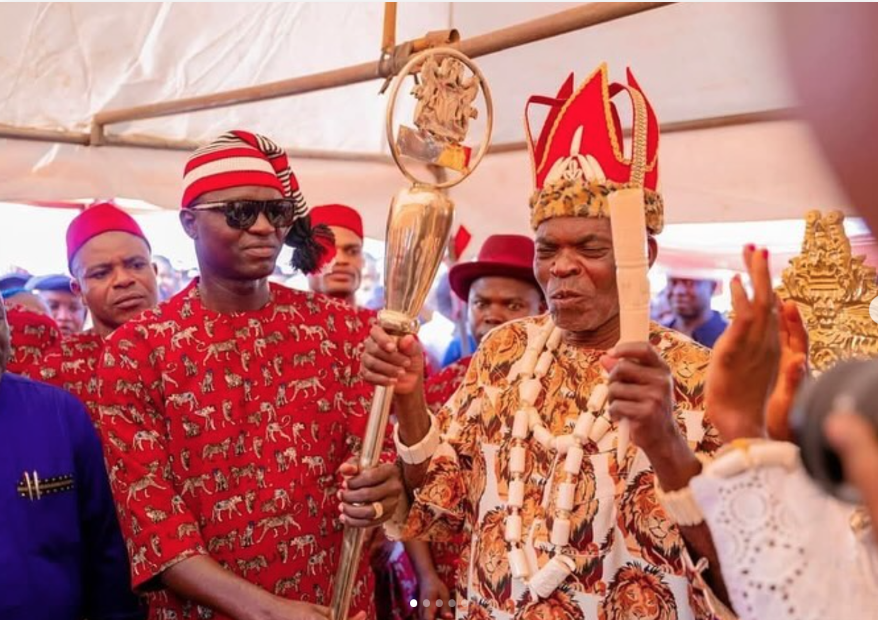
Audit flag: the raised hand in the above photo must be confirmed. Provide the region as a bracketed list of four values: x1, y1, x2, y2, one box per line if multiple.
[766, 300, 809, 440]
[705, 245, 780, 443]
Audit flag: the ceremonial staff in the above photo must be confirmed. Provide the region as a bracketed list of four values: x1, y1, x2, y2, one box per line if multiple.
[608, 86, 652, 463]
[330, 47, 492, 620]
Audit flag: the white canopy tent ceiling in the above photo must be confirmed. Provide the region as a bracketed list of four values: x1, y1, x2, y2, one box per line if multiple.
[0, 2, 858, 265]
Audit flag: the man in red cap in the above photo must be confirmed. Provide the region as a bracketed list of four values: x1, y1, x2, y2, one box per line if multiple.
[97, 130, 401, 620]
[307, 204, 366, 306]
[426, 233, 546, 418]
[14, 202, 158, 421]
[66, 202, 158, 336]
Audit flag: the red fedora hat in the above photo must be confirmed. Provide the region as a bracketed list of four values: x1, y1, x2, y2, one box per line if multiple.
[449, 234, 541, 301]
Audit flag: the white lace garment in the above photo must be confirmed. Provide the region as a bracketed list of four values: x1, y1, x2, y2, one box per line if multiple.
[690, 442, 878, 620]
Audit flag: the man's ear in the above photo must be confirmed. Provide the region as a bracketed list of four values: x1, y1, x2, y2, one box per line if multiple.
[180, 210, 198, 240]
[647, 236, 658, 268]
[70, 278, 83, 297]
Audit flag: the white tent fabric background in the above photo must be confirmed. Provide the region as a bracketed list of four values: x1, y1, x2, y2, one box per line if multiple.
[0, 2, 858, 265]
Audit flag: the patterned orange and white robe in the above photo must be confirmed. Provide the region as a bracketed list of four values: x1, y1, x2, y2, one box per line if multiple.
[404, 315, 723, 620]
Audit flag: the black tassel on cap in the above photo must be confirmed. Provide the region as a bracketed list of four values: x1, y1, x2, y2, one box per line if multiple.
[285, 215, 336, 274]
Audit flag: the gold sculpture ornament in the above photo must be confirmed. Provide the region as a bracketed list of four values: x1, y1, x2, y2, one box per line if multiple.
[330, 46, 493, 620]
[412, 54, 480, 142]
[775, 209, 878, 372]
[390, 47, 493, 180]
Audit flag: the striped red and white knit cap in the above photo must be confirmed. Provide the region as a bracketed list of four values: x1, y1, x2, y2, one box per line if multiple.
[181, 130, 334, 274]
[182, 130, 303, 209]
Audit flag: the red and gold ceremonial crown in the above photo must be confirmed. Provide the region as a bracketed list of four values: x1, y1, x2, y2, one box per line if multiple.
[525, 63, 663, 234]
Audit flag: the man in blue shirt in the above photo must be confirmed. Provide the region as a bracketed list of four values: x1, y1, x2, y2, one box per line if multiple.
[0, 300, 145, 620]
[663, 273, 728, 348]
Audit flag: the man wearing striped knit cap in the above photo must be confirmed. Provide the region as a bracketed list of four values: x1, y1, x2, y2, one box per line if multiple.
[97, 130, 402, 620]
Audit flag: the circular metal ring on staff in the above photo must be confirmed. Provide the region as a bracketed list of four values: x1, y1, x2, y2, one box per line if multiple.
[385, 46, 494, 190]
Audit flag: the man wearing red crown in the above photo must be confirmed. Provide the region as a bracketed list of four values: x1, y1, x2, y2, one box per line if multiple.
[361, 66, 730, 619]
[97, 130, 402, 620]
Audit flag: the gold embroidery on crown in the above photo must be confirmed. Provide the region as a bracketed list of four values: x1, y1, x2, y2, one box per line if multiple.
[529, 176, 664, 234]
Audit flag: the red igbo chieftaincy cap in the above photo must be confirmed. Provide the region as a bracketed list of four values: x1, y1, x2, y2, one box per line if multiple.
[449, 234, 541, 301]
[182, 130, 335, 274]
[66, 202, 150, 272]
[526, 64, 663, 234]
[308, 204, 364, 240]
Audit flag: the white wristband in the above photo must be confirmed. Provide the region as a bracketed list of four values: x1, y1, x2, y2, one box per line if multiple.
[654, 478, 705, 527]
[394, 413, 440, 465]
[705, 439, 799, 479]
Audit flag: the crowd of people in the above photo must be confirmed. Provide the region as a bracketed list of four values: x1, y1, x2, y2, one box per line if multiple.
[2, 7, 878, 620]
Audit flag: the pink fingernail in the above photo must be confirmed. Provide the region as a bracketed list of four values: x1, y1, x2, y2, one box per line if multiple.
[762, 249, 769, 258]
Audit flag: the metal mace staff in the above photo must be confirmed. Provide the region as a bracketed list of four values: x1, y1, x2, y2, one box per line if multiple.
[330, 186, 454, 620]
[330, 47, 492, 620]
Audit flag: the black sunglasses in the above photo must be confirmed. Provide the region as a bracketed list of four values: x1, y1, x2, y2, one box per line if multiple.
[190, 199, 299, 230]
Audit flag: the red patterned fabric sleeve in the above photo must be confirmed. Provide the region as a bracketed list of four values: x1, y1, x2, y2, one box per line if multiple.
[97, 325, 207, 591]
[425, 356, 471, 430]
[4, 306, 61, 374]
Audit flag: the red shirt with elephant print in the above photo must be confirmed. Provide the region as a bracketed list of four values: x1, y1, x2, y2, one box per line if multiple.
[97, 280, 380, 620]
